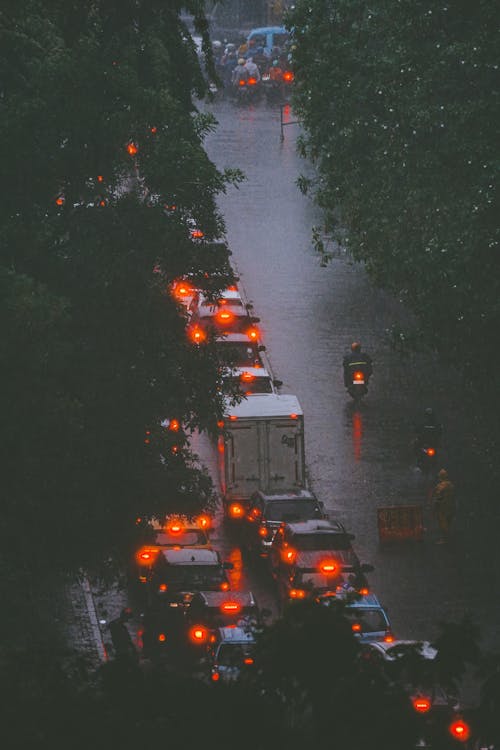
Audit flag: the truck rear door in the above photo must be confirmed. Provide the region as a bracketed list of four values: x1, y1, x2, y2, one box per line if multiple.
[266, 417, 305, 491]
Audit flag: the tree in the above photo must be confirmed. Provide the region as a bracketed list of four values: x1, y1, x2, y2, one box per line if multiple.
[288, 0, 499, 397]
[0, 1, 241, 575]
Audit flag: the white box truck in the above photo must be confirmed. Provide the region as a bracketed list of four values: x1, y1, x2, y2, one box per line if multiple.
[218, 393, 306, 520]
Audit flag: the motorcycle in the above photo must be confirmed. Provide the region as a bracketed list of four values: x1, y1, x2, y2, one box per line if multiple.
[233, 76, 261, 102]
[414, 441, 438, 473]
[347, 369, 369, 402]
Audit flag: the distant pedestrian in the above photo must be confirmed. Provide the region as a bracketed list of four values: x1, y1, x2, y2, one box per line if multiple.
[109, 608, 138, 664]
[431, 469, 455, 542]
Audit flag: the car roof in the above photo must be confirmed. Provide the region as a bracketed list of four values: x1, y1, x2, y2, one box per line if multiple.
[365, 640, 437, 660]
[217, 626, 256, 644]
[295, 550, 357, 569]
[226, 393, 302, 419]
[345, 593, 382, 609]
[253, 489, 317, 503]
[226, 366, 271, 378]
[216, 333, 258, 344]
[192, 591, 256, 607]
[285, 520, 345, 534]
[161, 548, 220, 565]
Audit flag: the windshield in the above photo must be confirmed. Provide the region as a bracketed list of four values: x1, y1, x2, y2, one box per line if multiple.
[293, 533, 352, 551]
[159, 565, 225, 590]
[201, 314, 254, 334]
[264, 500, 321, 522]
[217, 342, 261, 367]
[217, 643, 255, 667]
[344, 608, 388, 633]
[225, 377, 273, 395]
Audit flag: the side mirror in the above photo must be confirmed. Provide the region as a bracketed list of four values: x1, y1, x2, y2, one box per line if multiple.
[361, 563, 375, 574]
[223, 562, 234, 570]
[273, 379, 283, 388]
[246, 303, 254, 311]
[319, 501, 325, 509]
[251, 316, 261, 323]
[258, 345, 266, 352]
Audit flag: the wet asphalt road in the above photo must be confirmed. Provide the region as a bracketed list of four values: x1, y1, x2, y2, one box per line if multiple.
[200, 94, 500, 650]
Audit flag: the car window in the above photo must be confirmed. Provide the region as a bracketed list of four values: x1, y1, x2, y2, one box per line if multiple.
[293, 533, 352, 551]
[225, 377, 273, 395]
[264, 500, 321, 522]
[217, 644, 254, 666]
[157, 564, 225, 590]
[344, 608, 388, 633]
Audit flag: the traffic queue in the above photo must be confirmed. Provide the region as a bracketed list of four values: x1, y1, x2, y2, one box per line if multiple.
[123, 268, 472, 745]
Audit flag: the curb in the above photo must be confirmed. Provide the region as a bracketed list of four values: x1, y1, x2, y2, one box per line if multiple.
[81, 577, 108, 663]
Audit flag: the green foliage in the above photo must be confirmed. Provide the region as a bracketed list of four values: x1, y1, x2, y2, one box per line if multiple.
[0, 2, 235, 574]
[288, 0, 499, 388]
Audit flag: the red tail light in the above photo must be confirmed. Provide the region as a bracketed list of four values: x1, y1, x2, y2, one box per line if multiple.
[168, 419, 180, 432]
[247, 77, 257, 85]
[246, 327, 259, 341]
[197, 515, 211, 530]
[220, 581, 230, 591]
[211, 671, 220, 681]
[241, 371, 255, 382]
[158, 633, 166, 642]
[189, 626, 208, 644]
[319, 560, 338, 575]
[351, 623, 362, 633]
[449, 719, 470, 742]
[359, 588, 369, 596]
[282, 547, 297, 563]
[189, 326, 206, 344]
[158, 583, 168, 592]
[136, 548, 158, 564]
[353, 371, 365, 381]
[283, 71, 294, 83]
[127, 142, 138, 156]
[384, 633, 394, 643]
[412, 697, 431, 714]
[425, 447, 436, 456]
[220, 602, 242, 614]
[243, 657, 254, 665]
[289, 589, 306, 599]
[168, 523, 183, 534]
[258, 525, 269, 538]
[191, 229, 204, 239]
[229, 503, 244, 518]
[238, 79, 246, 87]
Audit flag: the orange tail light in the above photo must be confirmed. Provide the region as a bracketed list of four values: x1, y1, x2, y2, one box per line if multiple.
[189, 626, 208, 644]
[353, 371, 365, 381]
[289, 589, 306, 599]
[283, 71, 294, 82]
[229, 503, 244, 518]
[426, 447, 436, 456]
[220, 602, 242, 614]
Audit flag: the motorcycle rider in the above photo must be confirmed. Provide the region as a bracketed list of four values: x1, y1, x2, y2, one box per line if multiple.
[343, 342, 373, 387]
[414, 407, 442, 450]
[245, 57, 261, 82]
[232, 58, 249, 86]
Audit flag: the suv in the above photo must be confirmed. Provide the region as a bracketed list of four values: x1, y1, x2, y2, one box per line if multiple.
[243, 490, 325, 558]
[276, 565, 373, 610]
[132, 516, 212, 585]
[147, 548, 233, 608]
[207, 625, 257, 684]
[319, 590, 393, 643]
[268, 519, 364, 580]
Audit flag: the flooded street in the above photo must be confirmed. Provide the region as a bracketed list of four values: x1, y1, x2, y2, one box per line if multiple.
[202, 95, 500, 649]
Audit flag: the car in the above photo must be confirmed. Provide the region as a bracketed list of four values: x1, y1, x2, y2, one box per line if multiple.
[187, 287, 250, 319]
[221, 365, 280, 396]
[216, 332, 267, 368]
[268, 519, 361, 579]
[142, 589, 259, 663]
[360, 641, 460, 735]
[133, 515, 212, 585]
[146, 547, 233, 609]
[318, 590, 393, 643]
[187, 292, 260, 342]
[246, 26, 290, 55]
[207, 625, 257, 684]
[276, 565, 373, 610]
[243, 490, 325, 558]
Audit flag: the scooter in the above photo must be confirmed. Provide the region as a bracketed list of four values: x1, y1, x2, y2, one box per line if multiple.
[347, 369, 369, 402]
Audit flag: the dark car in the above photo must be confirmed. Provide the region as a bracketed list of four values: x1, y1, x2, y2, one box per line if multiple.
[207, 625, 257, 684]
[268, 519, 359, 577]
[147, 548, 233, 609]
[243, 490, 325, 557]
[276, 565, 373, 610]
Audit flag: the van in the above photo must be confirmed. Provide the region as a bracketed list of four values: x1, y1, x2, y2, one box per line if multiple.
[247, 26, 289, 55]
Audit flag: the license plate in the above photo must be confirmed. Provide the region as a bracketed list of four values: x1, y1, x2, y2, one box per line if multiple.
[353, 379, 364, 385]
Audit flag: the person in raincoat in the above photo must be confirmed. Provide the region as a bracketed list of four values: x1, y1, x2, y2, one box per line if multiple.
[432, 469, 455, 542]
